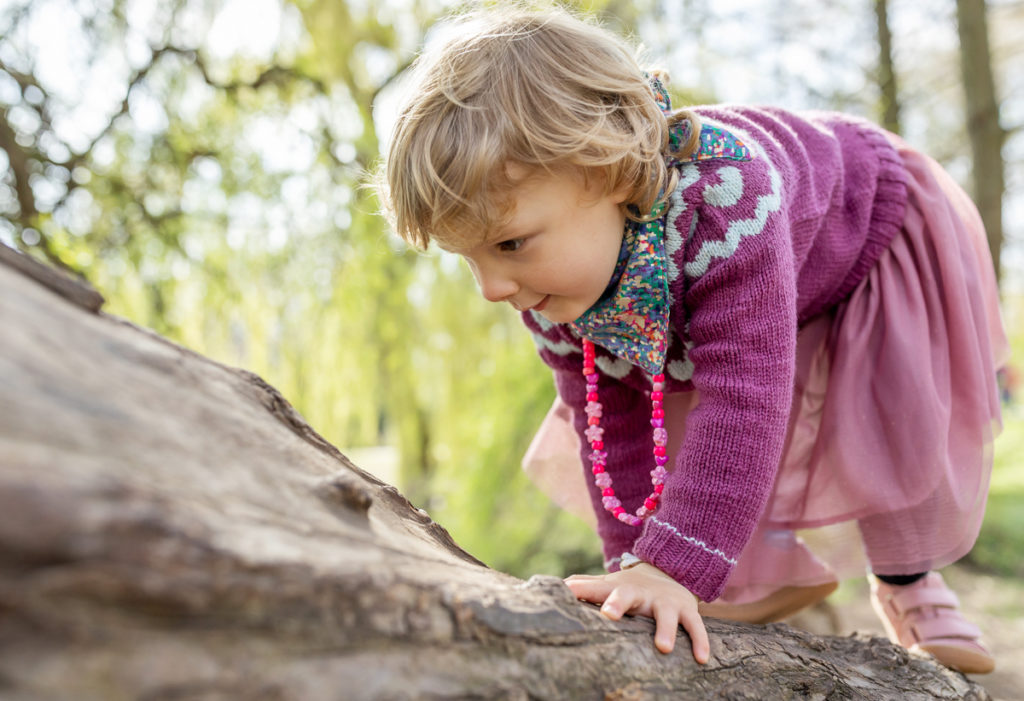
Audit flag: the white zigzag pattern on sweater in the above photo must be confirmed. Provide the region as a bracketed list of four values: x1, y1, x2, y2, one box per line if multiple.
[530, 331, 579, 357]
[649, 516, 739, 565]
[684, 165, 783, 278]
[664, 164, 700, 286]
[529, 310, 555, 332]
[702, 166, 743, 207]
[596, 355, 634, 379]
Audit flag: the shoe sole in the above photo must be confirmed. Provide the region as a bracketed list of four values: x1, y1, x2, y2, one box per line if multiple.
[915, 643, 996, 675]
[698, 581, 839, 624]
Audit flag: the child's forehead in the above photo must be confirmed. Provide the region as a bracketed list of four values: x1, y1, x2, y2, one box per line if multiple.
[433, 220, 511, 255]
[428, 166, 532, 252]
[428, 163, 595, 254]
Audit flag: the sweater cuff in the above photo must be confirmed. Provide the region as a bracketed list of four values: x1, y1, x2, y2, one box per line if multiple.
[632, 516, 739, 602]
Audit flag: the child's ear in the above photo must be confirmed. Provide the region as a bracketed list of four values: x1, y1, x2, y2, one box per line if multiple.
[583, 167, 630, 204]
[606, 176, 633, 205]
[612, 183, 632, 205]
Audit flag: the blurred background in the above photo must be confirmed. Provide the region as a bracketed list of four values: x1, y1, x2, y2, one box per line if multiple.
[1, 0, 1021, 689]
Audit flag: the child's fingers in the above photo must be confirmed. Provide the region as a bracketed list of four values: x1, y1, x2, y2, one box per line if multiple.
[563, 576, 615, 606]
[679, 608, 710, 664]
[651, 601, 678, 654]
[598, 584, 638, 621]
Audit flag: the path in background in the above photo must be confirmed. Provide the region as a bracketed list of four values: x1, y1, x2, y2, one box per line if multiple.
[786, 564, 1024, 701]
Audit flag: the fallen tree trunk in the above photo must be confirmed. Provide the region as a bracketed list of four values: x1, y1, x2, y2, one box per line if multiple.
[0, 247, 990, 700]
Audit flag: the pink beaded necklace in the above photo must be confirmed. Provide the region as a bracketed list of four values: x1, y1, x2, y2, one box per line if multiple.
[582, 339, 669, 527]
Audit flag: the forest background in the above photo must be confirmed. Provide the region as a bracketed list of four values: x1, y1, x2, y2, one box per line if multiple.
[2, 0, 1022, 596]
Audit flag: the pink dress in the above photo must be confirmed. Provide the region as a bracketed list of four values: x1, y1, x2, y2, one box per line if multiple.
[523, 135, 1008, 604]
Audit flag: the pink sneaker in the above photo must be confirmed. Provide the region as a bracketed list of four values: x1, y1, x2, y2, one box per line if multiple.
[870, 572, 995, 674]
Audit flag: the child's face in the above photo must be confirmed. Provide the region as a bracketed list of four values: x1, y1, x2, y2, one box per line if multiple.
[442, 167, 626, 324]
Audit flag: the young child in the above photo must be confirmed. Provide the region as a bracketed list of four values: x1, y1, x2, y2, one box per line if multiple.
[378, 8, 1008, 674]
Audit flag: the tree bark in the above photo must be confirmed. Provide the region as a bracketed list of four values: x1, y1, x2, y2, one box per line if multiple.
[875, 0, 901, 134]
[956, 0, 1005, 283]
[0, 247, 992, 700]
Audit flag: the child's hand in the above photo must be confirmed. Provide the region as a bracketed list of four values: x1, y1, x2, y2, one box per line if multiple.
[564, 562, 710, 664]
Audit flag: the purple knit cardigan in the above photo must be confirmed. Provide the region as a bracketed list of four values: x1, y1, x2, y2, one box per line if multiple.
[522, 106, 908, 602]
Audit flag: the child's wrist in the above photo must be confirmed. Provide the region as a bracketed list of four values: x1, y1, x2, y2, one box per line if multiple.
[619, 551, 643, 570]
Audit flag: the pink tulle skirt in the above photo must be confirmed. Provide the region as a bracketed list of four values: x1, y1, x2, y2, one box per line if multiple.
[523, 136, 1009, 604]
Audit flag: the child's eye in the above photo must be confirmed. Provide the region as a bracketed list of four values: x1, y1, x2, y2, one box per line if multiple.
[496, 238, 524, 253]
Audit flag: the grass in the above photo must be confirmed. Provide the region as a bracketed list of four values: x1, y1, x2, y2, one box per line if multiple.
[968, 291, 1024, 578]
[968, 404, 1024, 578]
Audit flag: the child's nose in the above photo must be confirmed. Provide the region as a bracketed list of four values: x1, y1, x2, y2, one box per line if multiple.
[474, 267, 519, 303]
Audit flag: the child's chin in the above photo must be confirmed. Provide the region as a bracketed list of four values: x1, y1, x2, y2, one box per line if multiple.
[539, 308, 578, 325]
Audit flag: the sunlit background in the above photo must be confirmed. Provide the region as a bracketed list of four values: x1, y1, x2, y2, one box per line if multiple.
[2, 1, 1022, 683]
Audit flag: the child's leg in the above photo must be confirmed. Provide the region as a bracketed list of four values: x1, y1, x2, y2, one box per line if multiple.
[859, 509, 994, 674]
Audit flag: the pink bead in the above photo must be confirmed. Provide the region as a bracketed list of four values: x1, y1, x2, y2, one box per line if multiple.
[592, 440, 604, 450]
[652, 418, 664, 428]
[654, 484, 664, 494]
[654, 446, 666, 457]
[653, 374, 665, 383]
[586, 373, 598, 384]
[588, 416, 600, 426]
[587, 392, 598, 402]
[652, 382, 664, 392]
[651, 391, 663, 402]
[602, 488, 615, 497]
[612, 507, 625, 517]
[592, 465, 605, 474]
[655, 455, 668, 466]
[652, 408, 664, 419]
[644, 498, 657, 510]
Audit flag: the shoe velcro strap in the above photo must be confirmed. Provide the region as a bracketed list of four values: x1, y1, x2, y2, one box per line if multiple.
[889, 586, 960, 617]
[909, 616, 982, 643]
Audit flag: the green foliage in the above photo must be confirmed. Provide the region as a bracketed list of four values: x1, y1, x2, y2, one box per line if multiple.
[968, 294, 1024, 578]
[4, 0, 1020, 585]
[2, 0, 626, 580]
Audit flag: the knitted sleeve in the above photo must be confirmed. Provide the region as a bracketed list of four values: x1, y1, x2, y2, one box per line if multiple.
[631, 155, 798, 602]
[521, 312, 651, 571]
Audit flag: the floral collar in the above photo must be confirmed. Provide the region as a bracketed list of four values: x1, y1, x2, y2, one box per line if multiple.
[571, 208, 670, 375]
[569, 76, 751, 375]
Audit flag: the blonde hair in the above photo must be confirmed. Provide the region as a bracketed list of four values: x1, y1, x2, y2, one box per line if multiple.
[378, 7, 700, 249]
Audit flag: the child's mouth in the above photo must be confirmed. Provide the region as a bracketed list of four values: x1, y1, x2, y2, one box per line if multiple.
[532, 296, 550, 312]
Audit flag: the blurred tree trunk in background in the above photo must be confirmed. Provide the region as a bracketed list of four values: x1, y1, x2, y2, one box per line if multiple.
[956, 0, 1005, 283]
[874, 0, 901, 134]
